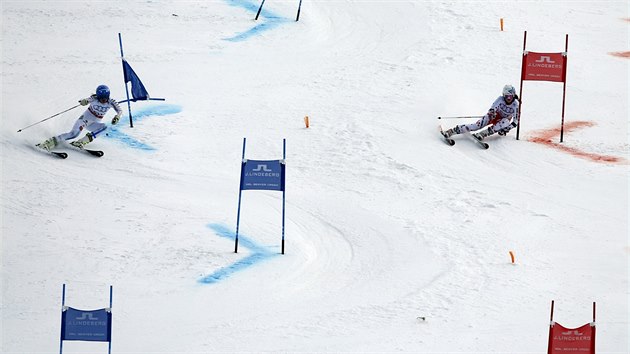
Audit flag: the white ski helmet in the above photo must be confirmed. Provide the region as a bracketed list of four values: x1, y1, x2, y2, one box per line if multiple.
[502, 84, 516, 98]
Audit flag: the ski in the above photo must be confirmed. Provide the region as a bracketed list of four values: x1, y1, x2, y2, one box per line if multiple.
[465, 132, 489, 149]
[85, 149, 104, 157]
[50, 151, 69, 158]
[77, 147, 104, 157]
[34, 145, 68, 159]
[66, 144, 104, 157]
[438, 125, 455, 146]
[44, 150, 69, 159]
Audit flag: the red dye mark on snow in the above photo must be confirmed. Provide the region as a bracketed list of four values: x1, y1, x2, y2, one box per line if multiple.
[528, 121, 626, 164]
[609, 20, 630, 58]
[610, 51, 630, 58]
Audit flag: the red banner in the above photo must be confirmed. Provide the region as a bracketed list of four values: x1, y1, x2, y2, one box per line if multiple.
[549, 322, 595, 354]
[522, 52, 566, 82]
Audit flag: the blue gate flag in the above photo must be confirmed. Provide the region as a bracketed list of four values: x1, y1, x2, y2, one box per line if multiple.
[61, 307, 112, 342]
[241, 159, 285, 191]
[234, 138, 287, 254]
[122, 59, 149, 101]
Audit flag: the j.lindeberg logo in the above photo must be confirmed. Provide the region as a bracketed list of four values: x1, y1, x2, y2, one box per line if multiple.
[529, 55, 562, 69]
[252, 164, 272, 172]
[554, 329, 590, 342]
[535, 56, 556, 63]
[246, 163, 280, 179]
[68, 311, 107, 326]
[76, 313, 99, 321]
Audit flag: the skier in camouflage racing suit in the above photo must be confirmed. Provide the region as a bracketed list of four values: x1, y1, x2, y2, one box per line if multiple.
[443, 84, 520, 141]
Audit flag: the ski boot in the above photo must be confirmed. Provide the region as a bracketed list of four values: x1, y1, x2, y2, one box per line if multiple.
[473, 127, 494, 141]
[36, 136, 58, 151]
[442, 126, 461, 139]
[70, 133, 94, 149]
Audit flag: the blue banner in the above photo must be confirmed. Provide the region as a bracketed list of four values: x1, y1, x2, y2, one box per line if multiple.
[61, 307, 111, 342]
[122, 59, 149, 101]
[241, 159, 285, 191]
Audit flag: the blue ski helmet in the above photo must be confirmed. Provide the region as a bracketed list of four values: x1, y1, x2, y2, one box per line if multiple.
[95, 85, 110, 100]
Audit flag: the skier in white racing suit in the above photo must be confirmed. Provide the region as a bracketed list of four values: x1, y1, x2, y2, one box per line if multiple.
[37, 84, 122, 151]
[443, 84, 520, 141]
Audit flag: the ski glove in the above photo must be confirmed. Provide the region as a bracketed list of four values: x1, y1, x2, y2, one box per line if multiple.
[111, 115, 120, 125]
[79, 98, 89, 106]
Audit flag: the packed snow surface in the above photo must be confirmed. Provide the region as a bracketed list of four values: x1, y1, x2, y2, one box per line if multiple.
[1, 1, 628, 353]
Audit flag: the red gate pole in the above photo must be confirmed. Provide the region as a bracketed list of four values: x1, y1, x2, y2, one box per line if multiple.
[547, 300, 555, 354]
[517, 31, 527, 141]
[591, 302, 596, 354]
[560, 34, 569, 142]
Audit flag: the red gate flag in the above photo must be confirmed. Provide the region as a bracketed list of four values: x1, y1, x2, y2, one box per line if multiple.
[522, 52, 566, 82]
[548, 322, 595, 354]
[547, 301, 596, 354]
[517, 32, 570, 142]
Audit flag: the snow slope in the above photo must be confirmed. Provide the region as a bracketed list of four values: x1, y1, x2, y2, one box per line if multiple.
[1, 1, 628, 353]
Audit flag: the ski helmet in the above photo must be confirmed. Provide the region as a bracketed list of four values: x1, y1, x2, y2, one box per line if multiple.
[95, 85, 110, 100]
[502, 84, 516, 98]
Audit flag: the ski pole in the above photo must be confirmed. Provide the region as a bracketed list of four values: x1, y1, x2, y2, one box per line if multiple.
[17, 104, 81, 132]
[437, 115, 484, 120]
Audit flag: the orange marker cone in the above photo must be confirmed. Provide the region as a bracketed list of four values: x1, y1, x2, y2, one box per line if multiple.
[500, 18, 504, 31]
[509, 250, 515, 264]
[304, 115, 310, 128]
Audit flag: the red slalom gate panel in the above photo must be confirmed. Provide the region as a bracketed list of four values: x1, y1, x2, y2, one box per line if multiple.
[549, 322, 595, 354]
[522, 52, 566, 82]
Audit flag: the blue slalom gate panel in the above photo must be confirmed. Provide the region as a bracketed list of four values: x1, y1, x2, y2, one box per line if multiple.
[61, 307, 112, 342]
[241, 159, 285, 191]
[59, 284, 113, 354]
[234, 138, 287, 254]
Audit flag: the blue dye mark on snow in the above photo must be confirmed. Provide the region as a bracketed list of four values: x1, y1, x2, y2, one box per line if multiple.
[105, 103, 182, 151]
[223, 0, 291, 42]
[224, 20, 289, 42]
[199, 223, 278, 284]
